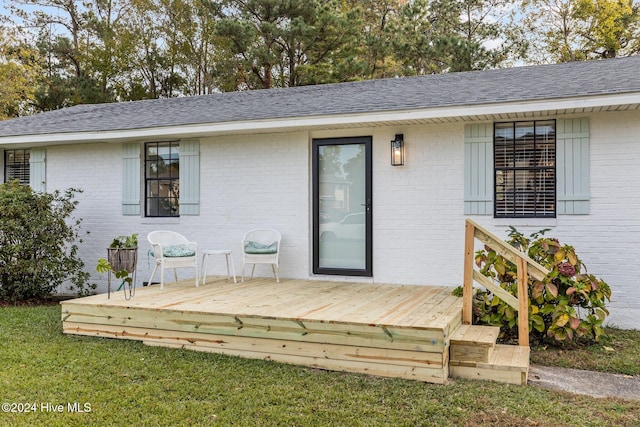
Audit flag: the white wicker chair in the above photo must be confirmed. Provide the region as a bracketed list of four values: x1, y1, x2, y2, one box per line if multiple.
[147, 231, 198, 289]
[242, 229, 281, 283]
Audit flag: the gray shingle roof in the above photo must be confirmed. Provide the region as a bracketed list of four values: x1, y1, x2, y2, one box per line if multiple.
[1, 56, 639, 137]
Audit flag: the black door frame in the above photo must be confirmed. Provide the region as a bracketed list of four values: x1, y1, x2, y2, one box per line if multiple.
[312, 136, 373, 277]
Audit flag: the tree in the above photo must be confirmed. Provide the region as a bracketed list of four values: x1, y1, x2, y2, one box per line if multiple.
[150, 0, 191, 96]
[119, 0, 224, 98]
[387, 0, 524, 75]
[117, 0, 169, 99]
[574, 0, 640, 58]
[180, 0, 228, 95]
[426, 0, 525, 71]
[391, 0, 445, 74]
[0, 27, 41, 119]
[8, 0, 111, 109]
[521, 0, 640, 62]
[215, 0, 361, 89]
[341, 0, 404, 79]
[83, 0, 133, 101]
[0, 182, 94, 301]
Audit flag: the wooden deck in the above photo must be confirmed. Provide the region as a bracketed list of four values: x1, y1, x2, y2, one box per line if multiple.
[61, 277, 529, 384]
[62, 277, 463, 383]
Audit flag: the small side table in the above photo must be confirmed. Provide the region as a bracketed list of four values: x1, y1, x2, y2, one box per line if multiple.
[201, 249, 237, 284]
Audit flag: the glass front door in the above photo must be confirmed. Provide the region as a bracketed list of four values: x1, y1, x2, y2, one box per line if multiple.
[312, 137, 372, 276]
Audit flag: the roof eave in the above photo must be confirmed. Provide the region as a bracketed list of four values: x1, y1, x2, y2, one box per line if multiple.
[1, 92, 638, 146]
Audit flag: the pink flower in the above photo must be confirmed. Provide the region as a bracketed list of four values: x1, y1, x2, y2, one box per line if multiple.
[558, 262, 576, 277]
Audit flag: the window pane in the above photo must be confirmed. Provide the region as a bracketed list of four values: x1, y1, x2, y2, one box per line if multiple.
[145, 142, 179, 217]
[170, 145, 180, 160]
[494, 123, 514, 140]
[515, 122, 534, 139]
[146, 160, 158, 178]
[161, 159, 179, 178]
[494, 121, 556, 218]
[494, 123, 514, 168]
[535, 121, 556, 167]
[4, 149, 30, 184]
[515, 122, 535, 167]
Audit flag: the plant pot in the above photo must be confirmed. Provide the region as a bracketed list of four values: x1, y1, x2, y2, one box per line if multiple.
[107, 247, 138, 273]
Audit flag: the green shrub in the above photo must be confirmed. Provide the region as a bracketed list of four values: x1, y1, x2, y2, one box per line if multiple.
[0, 181, 94, 301]
[473, 227, 611, 344]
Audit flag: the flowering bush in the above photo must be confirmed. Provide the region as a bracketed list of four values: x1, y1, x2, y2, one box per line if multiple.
[473, 227, 611, 344]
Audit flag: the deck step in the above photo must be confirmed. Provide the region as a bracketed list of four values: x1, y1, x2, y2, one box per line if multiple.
[449, 324, 500, 363]
[450, 344, 530, 385]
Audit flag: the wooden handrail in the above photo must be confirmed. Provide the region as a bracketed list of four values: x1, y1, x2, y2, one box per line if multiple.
[462, 219, 550, 347]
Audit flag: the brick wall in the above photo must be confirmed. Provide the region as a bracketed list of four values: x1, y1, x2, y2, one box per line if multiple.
[465, 111, 640, 329]
[45, 133, 310, 294]
[41, 110, 640, 328]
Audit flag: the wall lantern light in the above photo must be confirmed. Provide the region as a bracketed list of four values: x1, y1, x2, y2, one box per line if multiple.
[391, 134, 404, 166]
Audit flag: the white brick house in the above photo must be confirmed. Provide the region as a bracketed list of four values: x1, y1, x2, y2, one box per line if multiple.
[1, 57, 639, 328]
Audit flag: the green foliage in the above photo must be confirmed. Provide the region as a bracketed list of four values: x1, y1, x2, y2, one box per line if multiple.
[473, 227, 611, 344]
[521, 0, 640, 62]
[0, 27, 41, 118]
[423, 0, 523, 71]
[3, 0, 638, 111]
[214, 0, 362, 89]
[96, 256, 135, 287]
[573, 0, 640, 58]
[109, 233, 138, 249]
[96, 258, 134, 287]
[0, 181, 95, 301]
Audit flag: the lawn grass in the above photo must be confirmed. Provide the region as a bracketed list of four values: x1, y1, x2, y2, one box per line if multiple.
[1, 305, 639, 427]
[530, 327, 640, 376]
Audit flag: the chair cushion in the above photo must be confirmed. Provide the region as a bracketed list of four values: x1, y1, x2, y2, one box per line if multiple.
[163, 244, 196, 257]
[244, 241, 278, 254]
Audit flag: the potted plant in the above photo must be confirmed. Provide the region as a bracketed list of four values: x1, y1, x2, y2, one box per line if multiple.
[105, 234, 138, 272]
[96, 234, 138, 298]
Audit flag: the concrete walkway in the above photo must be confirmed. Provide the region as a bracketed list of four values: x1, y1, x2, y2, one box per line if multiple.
[529, 365, 640, 401]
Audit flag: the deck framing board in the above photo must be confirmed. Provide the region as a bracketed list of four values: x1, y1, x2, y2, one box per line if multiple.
[62, 305, 448, 352]
[61, 279, 463, 383]
[63, 321, 449, 383]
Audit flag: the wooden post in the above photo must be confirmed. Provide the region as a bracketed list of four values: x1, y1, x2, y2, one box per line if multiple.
[517, 257, 529, 347]
[462, 220, 475, 325]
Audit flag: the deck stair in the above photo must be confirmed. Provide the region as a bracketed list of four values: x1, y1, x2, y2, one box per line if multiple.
[448, 324, 529, 385]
